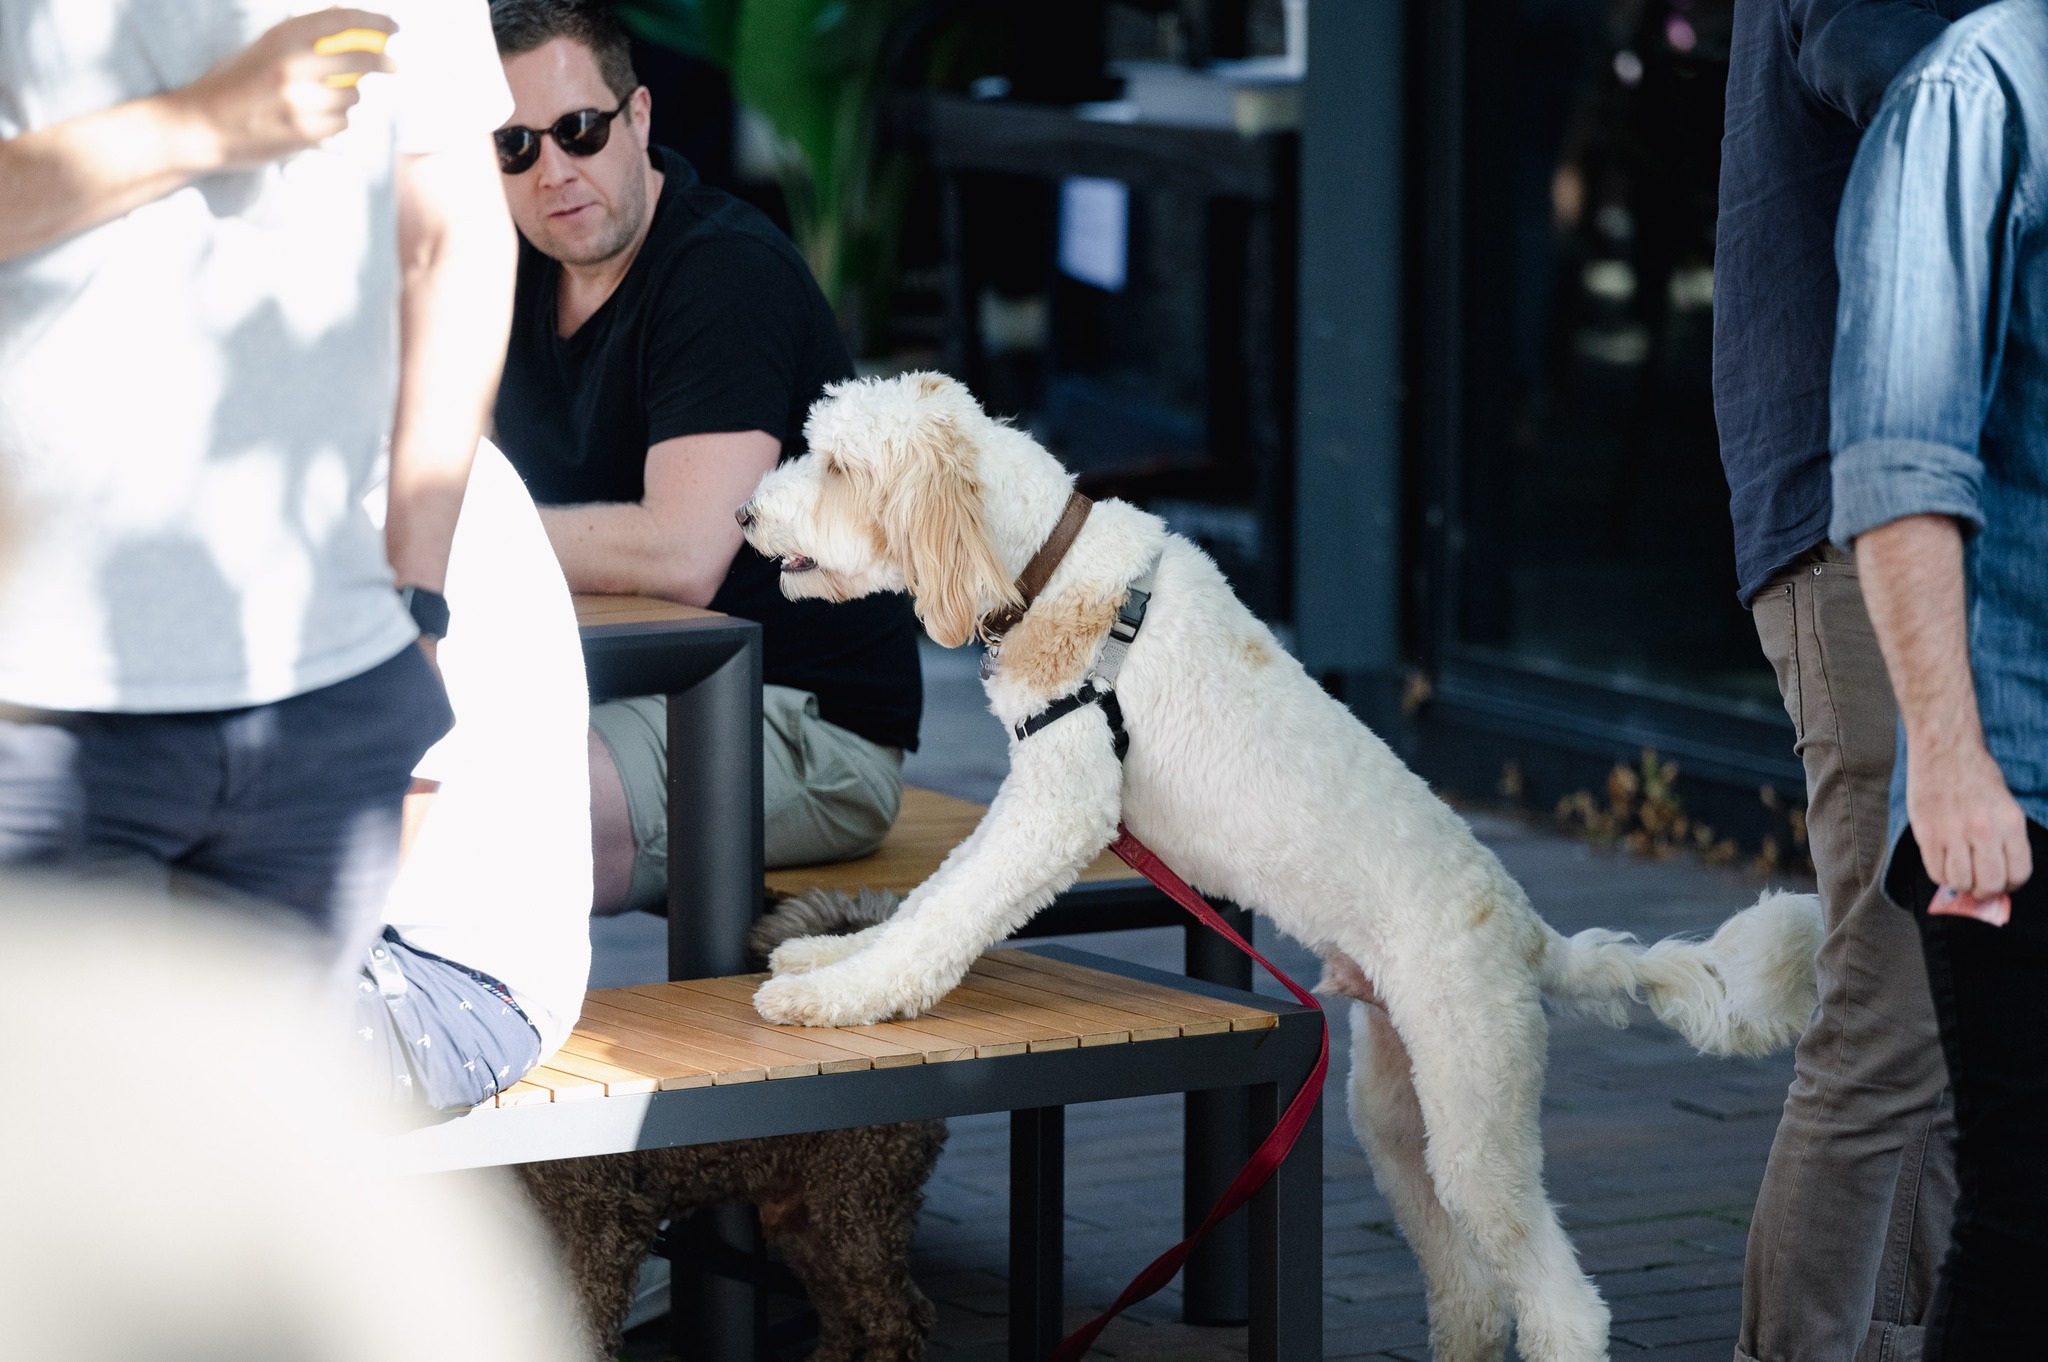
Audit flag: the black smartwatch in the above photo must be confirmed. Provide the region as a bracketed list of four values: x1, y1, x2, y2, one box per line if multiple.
[397, 585, 451, 642]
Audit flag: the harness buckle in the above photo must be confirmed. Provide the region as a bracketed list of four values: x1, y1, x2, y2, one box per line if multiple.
[1009, 555, 1158, 762]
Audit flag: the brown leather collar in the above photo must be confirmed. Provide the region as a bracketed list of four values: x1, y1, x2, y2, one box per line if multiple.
[980, 491, 1092, 640]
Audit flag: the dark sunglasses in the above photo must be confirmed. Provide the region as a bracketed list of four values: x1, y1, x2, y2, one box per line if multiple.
[494, 95, 632, 174]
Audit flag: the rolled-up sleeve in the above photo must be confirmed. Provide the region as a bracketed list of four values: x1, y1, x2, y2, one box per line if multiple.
[1829, 66, 2016, 546]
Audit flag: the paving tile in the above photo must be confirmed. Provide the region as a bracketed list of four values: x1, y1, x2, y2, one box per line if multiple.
[1614, 1336, 1747, 1361]
[1606, 1284, 1742, 1326]
[1614, 1309, 1743, 1349]
[1594, 1256, 1749, 1299]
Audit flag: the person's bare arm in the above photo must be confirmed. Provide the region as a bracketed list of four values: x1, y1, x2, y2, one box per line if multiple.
[1858, 513, 2033, 897]
[539, 430, 782, 605]
[399, 777, 441, 861]
[384, 136, 516, 597]
[0, 9, 396, 263]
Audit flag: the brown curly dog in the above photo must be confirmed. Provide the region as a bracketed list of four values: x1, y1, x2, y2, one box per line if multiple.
[517, 890, 947, 1362]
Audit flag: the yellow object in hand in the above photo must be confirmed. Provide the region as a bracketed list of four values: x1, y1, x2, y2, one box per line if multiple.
[314, 27, 388, 88]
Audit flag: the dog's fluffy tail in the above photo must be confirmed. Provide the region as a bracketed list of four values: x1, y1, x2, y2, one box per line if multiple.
[1534, 889, 1823, 1057]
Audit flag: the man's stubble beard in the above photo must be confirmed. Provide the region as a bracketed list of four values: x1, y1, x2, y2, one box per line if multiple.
[547, 162, 649, 268]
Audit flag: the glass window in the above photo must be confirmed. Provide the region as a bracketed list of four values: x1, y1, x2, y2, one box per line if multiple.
[1449, 0, 1776, 713]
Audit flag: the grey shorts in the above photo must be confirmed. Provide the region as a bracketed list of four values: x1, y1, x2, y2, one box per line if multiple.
[351, 927, 541, 1111]
[589, 684, 904, 915]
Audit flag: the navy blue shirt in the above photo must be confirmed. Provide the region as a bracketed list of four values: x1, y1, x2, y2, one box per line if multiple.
[1713, 0, 1988, 602]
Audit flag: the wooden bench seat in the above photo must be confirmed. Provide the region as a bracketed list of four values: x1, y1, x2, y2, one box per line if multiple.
[764, 786, 1138, 898]
[497, 950, 1277, 1107]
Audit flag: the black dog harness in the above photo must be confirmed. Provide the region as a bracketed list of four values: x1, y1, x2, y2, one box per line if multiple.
[1011, 559, 1158, 762]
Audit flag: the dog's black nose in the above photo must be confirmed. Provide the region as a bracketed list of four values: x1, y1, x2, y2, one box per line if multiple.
[735, 503, 756, 529]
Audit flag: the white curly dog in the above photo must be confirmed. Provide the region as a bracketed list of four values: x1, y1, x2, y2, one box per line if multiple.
[737, 371, 1822, 1362]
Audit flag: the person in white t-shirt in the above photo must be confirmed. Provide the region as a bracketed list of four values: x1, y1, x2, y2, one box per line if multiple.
[357, 442, 591, 1108]
[0, 3, 516, 960]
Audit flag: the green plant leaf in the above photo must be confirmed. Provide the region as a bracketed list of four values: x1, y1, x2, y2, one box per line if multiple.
[612, 0, 742, 65]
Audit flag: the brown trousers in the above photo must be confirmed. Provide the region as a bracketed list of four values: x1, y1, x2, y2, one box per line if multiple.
[1739, 545, 1956, 1362]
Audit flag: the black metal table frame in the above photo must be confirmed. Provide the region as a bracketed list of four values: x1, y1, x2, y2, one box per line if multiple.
[394, 946, 1325, 1362]
[578, 609, 765, 981]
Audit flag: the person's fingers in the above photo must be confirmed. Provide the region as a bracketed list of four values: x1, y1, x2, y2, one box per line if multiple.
[1992, 803, 2032, 894]
[279, 8, 398, 44]
[1937, 832, 1974, 900]
[287, 72, 363, 111]
[316, 7, 400, 34]
[2009, 823, 2036, 892]
[1968, 833, 2009, 899]
[303, 51, 396, 81]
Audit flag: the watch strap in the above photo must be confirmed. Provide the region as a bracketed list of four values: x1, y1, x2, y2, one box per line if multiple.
[397, 585, 450, 641]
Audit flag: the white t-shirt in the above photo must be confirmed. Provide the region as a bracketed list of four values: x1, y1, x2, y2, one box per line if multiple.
[368, 443, 592, 1059]
[0, 1, 513, 711]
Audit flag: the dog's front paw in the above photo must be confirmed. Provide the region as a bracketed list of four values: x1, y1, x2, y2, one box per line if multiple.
[753, 969, 901, 1028]
[768, 925, 881, 977]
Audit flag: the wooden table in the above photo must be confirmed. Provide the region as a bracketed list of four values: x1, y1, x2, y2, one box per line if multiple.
[575, 595, 764, 981]
[392, 946, 1325, 1362]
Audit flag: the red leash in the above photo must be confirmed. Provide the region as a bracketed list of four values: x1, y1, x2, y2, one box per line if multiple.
[1047, 827, 1330, 1362]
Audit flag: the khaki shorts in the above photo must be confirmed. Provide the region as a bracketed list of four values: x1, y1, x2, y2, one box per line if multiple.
[589, 685, 904, 914]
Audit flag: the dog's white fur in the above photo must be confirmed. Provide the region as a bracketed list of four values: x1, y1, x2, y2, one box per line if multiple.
[738, 372, 1823, 1362]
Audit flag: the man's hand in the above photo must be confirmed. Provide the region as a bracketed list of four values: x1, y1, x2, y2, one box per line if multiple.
[163, 9, 398, 172]
[1858, 513, 2034, 900]
[1905, 730, 2033, 899]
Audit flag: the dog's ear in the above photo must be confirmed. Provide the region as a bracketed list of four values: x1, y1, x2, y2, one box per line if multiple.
[889, 406, 1017, 648]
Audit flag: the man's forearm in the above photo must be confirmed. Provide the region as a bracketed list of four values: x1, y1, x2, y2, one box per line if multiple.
[538, 502, 729, 606]
[532, 429, 777, 605]
[386, 143, 516, 593]
[1859, 513, 2032, 895]
[1859, 515, 1980, 753]
[0, 98, 215, 263]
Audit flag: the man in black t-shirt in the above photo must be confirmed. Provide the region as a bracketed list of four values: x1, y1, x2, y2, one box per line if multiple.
[486, 0, 921, 912]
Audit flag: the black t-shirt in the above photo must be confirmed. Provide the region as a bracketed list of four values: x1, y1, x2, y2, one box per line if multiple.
[495, 147, 921, 751]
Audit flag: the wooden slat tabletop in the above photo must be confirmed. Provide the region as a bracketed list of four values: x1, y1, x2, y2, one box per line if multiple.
[573, 594, 719, 629]
[492, 951, 1277, 1107]
[763, 787, 1139, 898]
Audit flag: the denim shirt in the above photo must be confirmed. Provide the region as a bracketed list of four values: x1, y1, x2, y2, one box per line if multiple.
[1829, 0, 2048, 846]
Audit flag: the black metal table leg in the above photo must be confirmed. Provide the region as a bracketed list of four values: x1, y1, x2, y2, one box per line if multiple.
[668, 641, 763, 1360]
[665, 635, 764, 982]
[1009, 1105, 1066, 1362]
[1184, 904, 1255, 1324]
[1249, 1074, 1324, 1362]
[667, 1204, 765, 1361]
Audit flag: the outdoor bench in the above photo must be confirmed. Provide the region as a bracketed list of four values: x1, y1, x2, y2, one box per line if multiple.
[392, 945, 1325, 1362]
[561, 596, 1305, 1355]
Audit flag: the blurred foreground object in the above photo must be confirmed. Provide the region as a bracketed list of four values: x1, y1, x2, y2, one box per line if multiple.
[315, 25, 393, 87]
[0, 880, 580, 1361]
